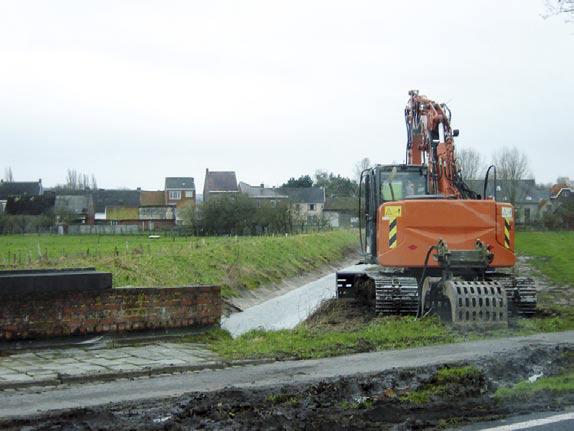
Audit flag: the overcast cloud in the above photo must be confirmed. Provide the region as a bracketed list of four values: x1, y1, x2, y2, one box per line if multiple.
[0, 0, 573, 191]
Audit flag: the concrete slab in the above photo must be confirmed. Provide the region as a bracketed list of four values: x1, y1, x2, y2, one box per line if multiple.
[0, 341, 221, 390]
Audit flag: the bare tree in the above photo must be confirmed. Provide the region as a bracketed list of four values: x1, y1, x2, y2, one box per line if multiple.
[457, 148, 485, 180]
[65, 169, 79, 190]
[4, 167, 13, 182]
[64, 169, 97, 191]
[492, 146, 531, 205]
[90, 174, 98, 190]
[544, 0, 574, 20]
[80, 173, 90, 190]
[354, 157, 371, 182]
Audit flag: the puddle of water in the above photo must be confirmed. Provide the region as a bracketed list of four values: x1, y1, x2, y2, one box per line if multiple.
[221, 264, 367, 337]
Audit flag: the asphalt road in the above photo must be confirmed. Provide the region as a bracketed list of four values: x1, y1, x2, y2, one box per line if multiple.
[455, 408, 574, 430]
[0, 330, 572, 419]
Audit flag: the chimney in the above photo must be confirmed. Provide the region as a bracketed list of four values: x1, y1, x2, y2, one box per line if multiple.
[260, 183, 264, 188]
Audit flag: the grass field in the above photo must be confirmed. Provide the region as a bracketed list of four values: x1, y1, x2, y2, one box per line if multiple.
[0, 230, 357, 297]
[516, 231, 574, 286]
[201, 316, 456, 360]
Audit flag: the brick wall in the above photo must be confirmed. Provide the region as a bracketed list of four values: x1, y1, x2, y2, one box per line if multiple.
[0, 286, 221, 341]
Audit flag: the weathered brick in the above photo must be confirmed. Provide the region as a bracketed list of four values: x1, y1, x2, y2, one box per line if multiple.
[0, 285, 220, 341]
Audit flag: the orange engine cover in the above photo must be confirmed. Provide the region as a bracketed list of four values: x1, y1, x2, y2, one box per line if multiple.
[377, 199, 515, 268]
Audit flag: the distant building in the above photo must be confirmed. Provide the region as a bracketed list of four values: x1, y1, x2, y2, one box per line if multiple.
[203, 169, 238, 202]
[140, 190, 165, 207]
[55, 195, 95, 225]
[550, 187, 574, 204]
[104, 206, 139, 225]
[238, 182, 288, 208]
[138, 206, 176, 230]
[165, 177, 196, 206]
[0, 179, 43, 213]
[277, 186, 326, 221]
[4, 193, 55, 216]
[87, 189, 141, 222]
[466, 179, 549, 224]
[323, 197, 358, 228]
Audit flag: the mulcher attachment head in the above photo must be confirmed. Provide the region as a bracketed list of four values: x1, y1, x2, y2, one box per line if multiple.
[443, 280, 508, 327]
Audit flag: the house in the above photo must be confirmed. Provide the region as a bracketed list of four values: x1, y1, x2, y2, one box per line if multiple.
[277, 186, 326, 221]
[4, 192, 55, 216]
[550, 187, 574, 204]
[0, 179, 43, 213]
[91, 189, 141, 222]
[466, 179, 550, 224]
[203, 170, 238, 202]
[323, 197, 358, 228]
[55, 195, 95, 225]
[140, 190, 165, 207]
[105, 205, 176, 230]
[165, 177, 196, 206]
[238, 182, 289, 208]
[138, 206, 176, 230]
[104, 206, 139, 225]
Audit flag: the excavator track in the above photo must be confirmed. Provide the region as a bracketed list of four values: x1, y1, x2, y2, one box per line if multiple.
[373, 275, 419, 315]
[497, 277, 537, 318]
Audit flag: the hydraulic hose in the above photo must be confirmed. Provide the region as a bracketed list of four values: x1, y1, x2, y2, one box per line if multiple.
[483, 165, 497, 201]
[417, 245, 439, 318]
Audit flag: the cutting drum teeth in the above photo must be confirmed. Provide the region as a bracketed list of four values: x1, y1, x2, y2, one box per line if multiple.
[374, 276, 419, 315]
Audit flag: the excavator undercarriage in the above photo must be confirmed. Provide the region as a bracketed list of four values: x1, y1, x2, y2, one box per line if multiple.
[337, 240, 537, 326]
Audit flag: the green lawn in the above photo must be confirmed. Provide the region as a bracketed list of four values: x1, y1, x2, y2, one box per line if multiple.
[0, 230, 357, 297]
[516, 231, 574, 286]
[190, 316, 456, 360]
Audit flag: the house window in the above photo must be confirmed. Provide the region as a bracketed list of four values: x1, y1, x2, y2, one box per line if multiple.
[185, 190, 194, 198]
[169, 191, 181, 200]
[309, 203, 316, 211]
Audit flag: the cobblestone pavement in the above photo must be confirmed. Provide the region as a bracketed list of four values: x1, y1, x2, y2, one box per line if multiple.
[0, 342, 221, 388]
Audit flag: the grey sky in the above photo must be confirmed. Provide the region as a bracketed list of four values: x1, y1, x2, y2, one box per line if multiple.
[1, 0, 573, 192]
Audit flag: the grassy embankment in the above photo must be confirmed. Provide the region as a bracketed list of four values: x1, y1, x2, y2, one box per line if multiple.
[190, 231, 574, 361]
[0, 230, 357, 298]
[514, 231, 574, 333]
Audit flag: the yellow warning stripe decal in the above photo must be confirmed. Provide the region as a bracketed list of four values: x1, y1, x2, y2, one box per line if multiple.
[388, 217, 398, 248]
[504, 217, 511, 249]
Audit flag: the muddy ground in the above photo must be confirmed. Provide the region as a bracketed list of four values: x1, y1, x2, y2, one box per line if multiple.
[2, 345, 573, 431]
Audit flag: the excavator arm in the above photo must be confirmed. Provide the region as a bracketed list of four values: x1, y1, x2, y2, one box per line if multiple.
[405, 90, 478, 199]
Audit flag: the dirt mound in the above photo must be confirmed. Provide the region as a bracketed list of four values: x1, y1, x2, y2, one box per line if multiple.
[303, 298, 375, 331]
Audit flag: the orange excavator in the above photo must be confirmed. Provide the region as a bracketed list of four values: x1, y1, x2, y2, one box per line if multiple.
[337, 90, 536, 326]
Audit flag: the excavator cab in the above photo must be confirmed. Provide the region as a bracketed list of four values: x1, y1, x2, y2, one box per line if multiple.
[362, 164, 428, 263]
